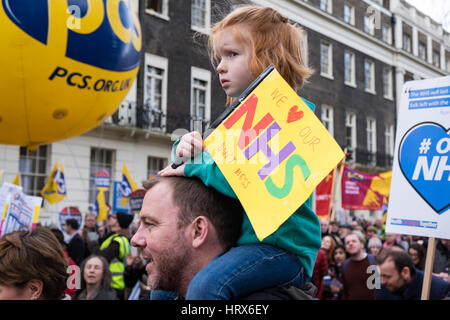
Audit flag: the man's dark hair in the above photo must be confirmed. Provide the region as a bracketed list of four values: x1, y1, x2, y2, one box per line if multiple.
[376, 247, 415, 276]
[65, 218, 80, 230]
[143, 176, 243, 251]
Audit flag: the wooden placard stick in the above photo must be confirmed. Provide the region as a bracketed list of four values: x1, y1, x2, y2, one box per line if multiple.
[421, 237, 436, 300]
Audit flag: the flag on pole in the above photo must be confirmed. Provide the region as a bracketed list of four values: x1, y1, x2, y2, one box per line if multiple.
[95, 187, 109, 222]
[315, 168, 336, 221]
[12, 174, 20, 186]
[41, 162, 67, 204]
[341, 167, 391, 210]
[121, 163, 138, 207]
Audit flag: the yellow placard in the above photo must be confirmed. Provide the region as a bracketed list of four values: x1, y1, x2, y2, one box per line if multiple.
[204, 68, 345, 240]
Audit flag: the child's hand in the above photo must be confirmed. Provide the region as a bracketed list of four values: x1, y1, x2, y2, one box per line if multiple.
[176, 131, 205, 160]
[158, 163, 185, 177]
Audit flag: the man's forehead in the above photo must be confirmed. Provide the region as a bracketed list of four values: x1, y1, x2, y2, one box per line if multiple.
[141, 181, 178, 217]
[380, 258, 397, 272]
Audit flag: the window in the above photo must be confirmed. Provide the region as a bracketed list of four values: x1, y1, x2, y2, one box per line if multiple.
[321, 105, 334, 137]
[320, 0, 332, 13]
[89, 148, 114, 206]
[383, 66, 393, 99]
[144, 53, 168, 131]
[343, 4, 355, 25]
[364, 15, 375, 35]
[367, 118, 377, 165]
[432, 50, 440, 68]
[147, 156, 168, 177]
[447, 56, 450, 73]
[191, 67, 211, 132]
[146, 0, 169, 19]
[403, 34, 411, 53]
[19, 145, 49, 197]
[191, 0, 210, 32]
[320, 41, 333, 78]
[418, 42, 426, 60]
[382, 25, 391, 44]
[345, 113, 357, 162]
[344, 50, 355, 86]
[385, 124, 394, 157]
[365, 60, 375, 93]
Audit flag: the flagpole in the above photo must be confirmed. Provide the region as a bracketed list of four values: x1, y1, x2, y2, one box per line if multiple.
[330, 150, 346, 222]
[326, 167, 337, 221]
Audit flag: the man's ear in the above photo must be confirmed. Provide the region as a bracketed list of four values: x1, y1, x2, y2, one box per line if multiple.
[401, 266, 411, 281]
[190, 216, 209, 248]
[26, 279, 44, 300]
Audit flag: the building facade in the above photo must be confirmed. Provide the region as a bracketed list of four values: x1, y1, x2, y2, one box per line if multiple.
[0, 0, 448, 225]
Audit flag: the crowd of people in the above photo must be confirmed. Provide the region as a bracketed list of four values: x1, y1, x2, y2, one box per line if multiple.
[0, 5, 449, 302]
[313, 218, 450, 300]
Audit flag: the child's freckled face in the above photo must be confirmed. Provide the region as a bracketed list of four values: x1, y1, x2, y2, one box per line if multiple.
[214, 26, 254, 98]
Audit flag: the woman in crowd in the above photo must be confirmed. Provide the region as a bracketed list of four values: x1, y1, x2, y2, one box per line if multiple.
[408, 242, 426, 271]
[321, 245, 348, 300]
[0, 227, 68, 300]
[367, 237, 383, 258]
[73, 255, 117, 300]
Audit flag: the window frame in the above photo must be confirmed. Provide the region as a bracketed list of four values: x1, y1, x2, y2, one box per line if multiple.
[320, 41, 333, 79]
[364, 59, 376, 94]
[190, 66, 211, 131]
[344, 50, 356, 87]
[343, 4, 355, 25]
[19, 145, 50, 198]
[383, 66, 393, 100]
[345, 112, 357, 163]
[366, 117, 377, 163]
[145, 0, 169, 21]
[321, 105, 334, 137]
[144, 53, 168, 131]
[191, 0, 211, 34]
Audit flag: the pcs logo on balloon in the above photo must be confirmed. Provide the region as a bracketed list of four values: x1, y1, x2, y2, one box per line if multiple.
[3, 0, 141, 71]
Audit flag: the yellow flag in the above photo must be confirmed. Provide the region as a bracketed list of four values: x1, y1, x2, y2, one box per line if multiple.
[204, 68, 344, 240]
[121, 163, 138, 207]
[41, 161, 66, 204]
[96, 187, 109, 222]
[12, 174, 20, 186]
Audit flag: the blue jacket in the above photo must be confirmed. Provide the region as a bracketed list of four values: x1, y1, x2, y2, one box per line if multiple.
[375, 268, 450, 300]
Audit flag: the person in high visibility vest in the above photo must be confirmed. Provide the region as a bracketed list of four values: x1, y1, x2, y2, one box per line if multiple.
[98, 212, 133, 300]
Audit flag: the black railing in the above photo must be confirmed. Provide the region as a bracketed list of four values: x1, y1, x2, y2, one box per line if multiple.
[136, 103, 166, 131]
[352, 148, 393, 168]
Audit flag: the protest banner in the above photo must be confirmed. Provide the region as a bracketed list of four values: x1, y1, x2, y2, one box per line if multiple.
[0, 183, 42, 236]
[341, 166, 391, 210]
[386, 76, 450, 299]
[315, 168, 336, 221]
[204, 67, 344, 240]
[130, 189, 146, 214]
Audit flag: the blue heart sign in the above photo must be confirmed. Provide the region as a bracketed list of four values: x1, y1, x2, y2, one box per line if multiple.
[398, 122, 450, 214]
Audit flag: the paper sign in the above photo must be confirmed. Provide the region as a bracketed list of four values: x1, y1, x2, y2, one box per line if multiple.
[204, 68, 344, 240]
[387, 76, 450, 239]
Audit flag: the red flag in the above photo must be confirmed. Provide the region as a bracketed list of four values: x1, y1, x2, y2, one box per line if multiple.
[341, 166, 387, 210]
[315, 168, 336, 220]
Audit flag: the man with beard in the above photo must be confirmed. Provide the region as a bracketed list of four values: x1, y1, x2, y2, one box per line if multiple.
[130, 176, 243, 299]
[130, 176, 317, 300]
[375, 247, 450, 300]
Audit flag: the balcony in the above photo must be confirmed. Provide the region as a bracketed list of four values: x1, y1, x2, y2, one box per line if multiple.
[351, 148, 393, 169]
[105, 101, 166, 132]
[136, 103, 166, 132]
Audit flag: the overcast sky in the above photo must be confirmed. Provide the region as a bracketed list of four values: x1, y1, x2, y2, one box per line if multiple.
[405, 0, 450, 31]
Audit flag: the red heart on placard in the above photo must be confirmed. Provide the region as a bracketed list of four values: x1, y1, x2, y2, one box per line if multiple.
[287, 105, 304, 123]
